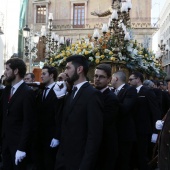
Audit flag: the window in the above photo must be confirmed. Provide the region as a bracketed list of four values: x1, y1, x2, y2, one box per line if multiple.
[73, 4, 85, 28]
[36, 5, 46, 23]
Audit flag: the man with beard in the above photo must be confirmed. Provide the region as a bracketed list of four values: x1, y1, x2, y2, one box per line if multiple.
[0, 58, 36, 170]
[93, 64, 119, 170]
[55, 55, 104, 170]
[35, 65, 66, 170]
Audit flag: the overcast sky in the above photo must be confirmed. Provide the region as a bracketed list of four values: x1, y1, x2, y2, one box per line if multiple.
[151, 0, 166, 52]
[151, 0, 166, 24]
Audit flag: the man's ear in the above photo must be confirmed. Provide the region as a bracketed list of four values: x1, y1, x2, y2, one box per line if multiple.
[50, 73, 54, 79]
[77, 66, 83, 74]
[14, 68, 19, 75]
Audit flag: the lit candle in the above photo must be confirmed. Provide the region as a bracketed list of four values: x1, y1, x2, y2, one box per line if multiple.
[93, 29, 100, 39]
[127, 0, 132, 10]
[48, 13, 53, 20]
[55, 34, 59, 42]
[111, 9, 118, 20]
[121, 2, 128, 12]
[165, 44, 169, 51]
[51, 32, 55, 40]
[59, 36, 64, 45]
[102, 23, 108, 33]
[41, 26, 46, 36]
[124, 32, 130, 41]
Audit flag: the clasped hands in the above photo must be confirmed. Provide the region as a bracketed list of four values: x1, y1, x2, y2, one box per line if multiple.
[53, 81, 67, 98]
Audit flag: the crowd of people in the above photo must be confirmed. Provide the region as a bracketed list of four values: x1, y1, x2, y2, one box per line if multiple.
[0, 55, 169, 170]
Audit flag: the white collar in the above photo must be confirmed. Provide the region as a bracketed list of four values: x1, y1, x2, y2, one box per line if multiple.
[117, 83, 125, 91]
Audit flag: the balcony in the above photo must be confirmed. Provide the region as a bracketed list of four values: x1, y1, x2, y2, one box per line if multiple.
[33, 17, 159, 32]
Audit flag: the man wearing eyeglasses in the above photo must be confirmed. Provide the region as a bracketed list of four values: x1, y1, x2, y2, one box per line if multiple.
[128, 72, 162, 170]
[111, 71, 137, 170]
[94, 64, 119, 170]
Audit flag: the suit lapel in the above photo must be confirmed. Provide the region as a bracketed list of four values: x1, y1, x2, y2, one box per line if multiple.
[65, 82, 89, 119]
[117, 84, 127, 98]
[138, 86, 144, 96]
[44, 84, 56, 104]
[102, 88, 110, 97]
[9, 82, 25, 105]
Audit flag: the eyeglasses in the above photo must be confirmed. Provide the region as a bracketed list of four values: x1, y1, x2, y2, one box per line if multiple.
[94, 74, 107, 79]
[129, 78, 137, 81]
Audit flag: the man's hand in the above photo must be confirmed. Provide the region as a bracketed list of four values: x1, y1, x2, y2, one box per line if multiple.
[155, 120, 164, 130]
[53, 81, 67, 98]
[151, 133, 158, 143]
[15, 150, 26, 165]
[50, 138, 59, 148]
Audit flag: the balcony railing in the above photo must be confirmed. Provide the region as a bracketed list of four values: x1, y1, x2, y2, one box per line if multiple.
[33, 17, 159, 31]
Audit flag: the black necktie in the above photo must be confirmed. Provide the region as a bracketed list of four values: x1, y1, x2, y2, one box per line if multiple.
[70, 86, 77, 103]
[42, 87, 49, 102]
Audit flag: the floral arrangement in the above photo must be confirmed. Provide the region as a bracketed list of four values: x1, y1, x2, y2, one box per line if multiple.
[47, 35, 166, 78]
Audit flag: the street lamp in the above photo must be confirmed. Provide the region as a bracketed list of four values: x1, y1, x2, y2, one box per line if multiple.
[23, 25, 39, 72]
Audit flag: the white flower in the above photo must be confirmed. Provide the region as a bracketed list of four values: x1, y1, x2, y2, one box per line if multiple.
[95, 56, 100, 59]
[132, 48, 138, 55]
[127, 46, 133, 52]
[89, 57, 94, 61]
[104, 49, 110, 53]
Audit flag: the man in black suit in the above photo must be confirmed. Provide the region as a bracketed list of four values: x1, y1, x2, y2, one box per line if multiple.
[55, 55, 103, 170]
[93, 64, 119, 170]
[111, 71, 137, 170]
[36, 66, 66, 170]
[129, 72, 162, 170]
[0, 58, 36, 170]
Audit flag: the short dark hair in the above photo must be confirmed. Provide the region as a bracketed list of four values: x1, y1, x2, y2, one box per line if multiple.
[42, 65, 58, 81]
[66, 55, 89, 76]
[96, 64, 111, 77]
[6, 58, 26, 78]
[25, 73, 35, 79]
[132, 72, 144, 83]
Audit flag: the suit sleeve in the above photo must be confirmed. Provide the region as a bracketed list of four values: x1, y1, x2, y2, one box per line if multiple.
[80, 91, 103, 170]
[18, 88, 36, 151]
[147, 89, 162, 133]
[54, 96, 65, 140]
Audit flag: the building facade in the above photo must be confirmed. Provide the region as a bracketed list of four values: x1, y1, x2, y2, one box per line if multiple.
[159, 0, 170, 75]
[26, 0, 156, 70]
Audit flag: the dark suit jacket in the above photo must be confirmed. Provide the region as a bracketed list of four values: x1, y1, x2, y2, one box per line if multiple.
[56, 82, 103, 170]
[95, 88, 119, 170]
[135, 86, 162, 134]
[1, 82, 36, 151]
[36, 85, 64, 142]
[161, 90, 170, 118]
[115, 84, 137, 142]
